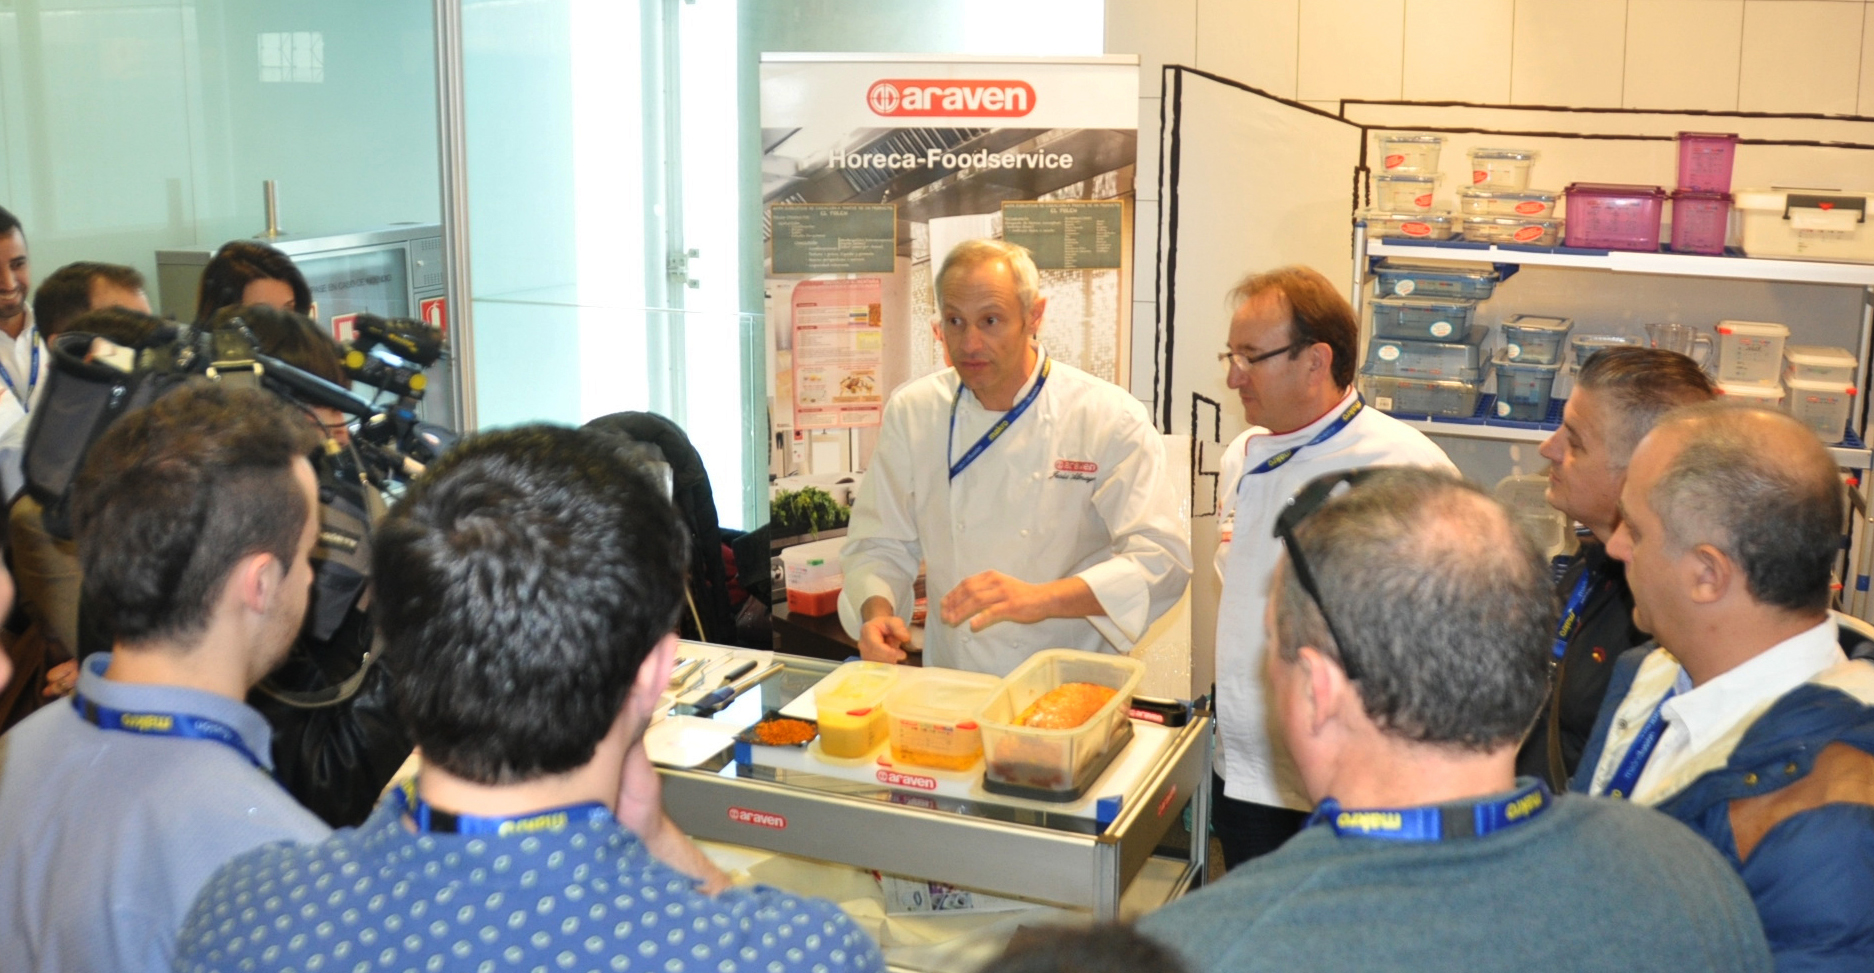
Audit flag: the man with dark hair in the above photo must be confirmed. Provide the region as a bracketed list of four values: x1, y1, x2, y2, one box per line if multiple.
[1210, 265, 1452, 866]
[0, 382, 329, 972]
[0, 205, 46, 454]
[29, 261, 150, 336]
[842, 238, 1189, 675]
[1577, 404, 1874, 971]
[178, 426, 883, 973]
[1140, 468, 1772, 973]
[1519, 347, 1714, 788]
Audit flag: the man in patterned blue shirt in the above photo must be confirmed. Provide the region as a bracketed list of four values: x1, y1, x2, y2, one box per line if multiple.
[176, 425, 884, 973]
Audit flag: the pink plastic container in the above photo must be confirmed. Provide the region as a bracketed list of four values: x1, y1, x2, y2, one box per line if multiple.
[1563, 183, 1667, 252]
[1677, 132, 1738, 193]
[1670, 191, 1732, 255]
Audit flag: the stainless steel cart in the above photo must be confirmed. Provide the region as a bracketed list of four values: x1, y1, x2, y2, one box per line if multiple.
[657, 652, 1212, 922]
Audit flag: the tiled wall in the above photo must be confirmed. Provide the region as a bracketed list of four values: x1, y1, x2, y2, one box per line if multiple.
[1111, 0, 1874, 400]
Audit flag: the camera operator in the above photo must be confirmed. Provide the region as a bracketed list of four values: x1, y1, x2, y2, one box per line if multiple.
[204, 303, 410, 827]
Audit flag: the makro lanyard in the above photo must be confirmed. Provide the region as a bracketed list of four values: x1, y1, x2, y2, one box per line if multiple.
[71, 691, 268, 772]
[1601, 686, 1681, 800]
[394, 779, 612, 837]
[1235, 395, 1365, 495]
[1307, 780, 1552, 842]
[947, 355, 1050, 482]
[0, 339, 39, 415]
[1551, 566, 1598, 661]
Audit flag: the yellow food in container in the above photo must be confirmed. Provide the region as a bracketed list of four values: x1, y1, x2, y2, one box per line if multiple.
[886, 669, 1000, 771]
[813, 661, 898, 758]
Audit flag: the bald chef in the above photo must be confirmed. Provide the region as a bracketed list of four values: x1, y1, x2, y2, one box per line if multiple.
[839, 239, 1190, 676]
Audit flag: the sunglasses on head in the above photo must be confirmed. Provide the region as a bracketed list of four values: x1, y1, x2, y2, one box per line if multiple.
[1272, 468, 1388, 683]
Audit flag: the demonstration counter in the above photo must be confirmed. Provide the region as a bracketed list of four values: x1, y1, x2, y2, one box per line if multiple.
[649, 645, 1211, 940]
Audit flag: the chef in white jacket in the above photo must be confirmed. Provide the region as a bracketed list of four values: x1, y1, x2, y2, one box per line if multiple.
[839, 239, 1190, 676]
[1210, 266, 1454, 868]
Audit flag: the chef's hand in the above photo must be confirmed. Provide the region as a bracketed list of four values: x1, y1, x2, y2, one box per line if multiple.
[941, 572, 1101, 631]
[857, 596, 913, 664]
[617, 733, 732, 895]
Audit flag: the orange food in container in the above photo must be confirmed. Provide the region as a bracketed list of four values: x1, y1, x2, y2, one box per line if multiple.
[886, 668, 1000, 771]
[976, 650, 1144, 799]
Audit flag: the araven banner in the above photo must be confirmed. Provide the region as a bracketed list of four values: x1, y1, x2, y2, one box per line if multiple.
[760, 53, 1139, 473]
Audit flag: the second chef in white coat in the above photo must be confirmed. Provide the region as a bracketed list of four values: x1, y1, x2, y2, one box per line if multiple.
[839, 239, 1190, 676]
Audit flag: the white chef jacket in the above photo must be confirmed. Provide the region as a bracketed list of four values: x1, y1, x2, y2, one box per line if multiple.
[1213, 387, 1454, 808]
[0, 316, 48, 499]
[839, 352, 1191, 676]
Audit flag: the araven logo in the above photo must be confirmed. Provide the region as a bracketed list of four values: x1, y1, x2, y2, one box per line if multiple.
[1054, 459, 1098, 474]
[867, 80, 1036, 118]
[727, 807, 787, 830]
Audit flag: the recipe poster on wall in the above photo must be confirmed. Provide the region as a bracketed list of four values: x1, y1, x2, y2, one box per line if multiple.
[761, 53, 1139, 481]
[791, 277, 885, 430]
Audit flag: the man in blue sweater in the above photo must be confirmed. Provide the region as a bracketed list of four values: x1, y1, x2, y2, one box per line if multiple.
[1139, 467, 1771, 972]
[1575, 404, 1874, 971]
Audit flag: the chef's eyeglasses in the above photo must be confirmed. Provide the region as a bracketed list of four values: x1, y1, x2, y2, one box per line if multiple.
[1273, 468, 1386, 683]
[1217, 340, 1308, 372]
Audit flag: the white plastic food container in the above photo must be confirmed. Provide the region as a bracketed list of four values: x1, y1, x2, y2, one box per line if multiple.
[1373, 173, 1441, 212]
[1783, 345, 1857, 386]
[1499, 315, 1573, 365]
[1735, 189, 1874, 263]
[1469, 148, 1538, 190]
[1460, 215, 1562, 246]
[1362, 210, 1456, 241]
[1784, 379, 1856, 444]
[1716, 380, 1787, 409]
[976, 650, 1145, 799]
[1458, 188, 1559, 218]
[1714, 320, 1791, 386]
[1378, 134, 1444, 173]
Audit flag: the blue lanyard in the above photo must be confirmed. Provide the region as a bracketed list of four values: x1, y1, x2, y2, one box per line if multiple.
[71, 691, 268, 771]
[947, 355, 1050, 481]
[1235, 395, 1365, 497]
[1551, 566, 1598, 661]
[1601, 686, 1680, 799]
[1308, 780, 1552, 842]
[0, 339, 39, 415]
[394, 779, 612, 837]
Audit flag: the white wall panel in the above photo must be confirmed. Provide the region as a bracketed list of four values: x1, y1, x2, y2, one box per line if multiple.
[1297, 0, 1405, 101]
[1510, 0, 1629, 107]
[1738, 0, 1866, 114]
[1195, 0, 1300, 99]
[1622, 0, 1746, 111]
[1403, 0, 1513, 103]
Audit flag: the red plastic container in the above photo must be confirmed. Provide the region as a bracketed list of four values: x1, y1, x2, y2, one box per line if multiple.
[1563, 183, 1667, 252]
[1677, 132, 1738, 193]
[786, 585, 841, 617]
[1670, 191, 1732, 255]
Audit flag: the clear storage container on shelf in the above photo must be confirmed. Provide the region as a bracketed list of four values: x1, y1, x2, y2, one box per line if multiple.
[1370, 295, 1477, 340]
[1363, 326, 1490, 380]
[1716, 380, 1787, 410]
[1784, 379, 1856, 444]
[1734, 189, 1874, 263]
[780, 536, 844, 617]
[1373, 174, 1441, 212]
[1362, 210, 1456, 241]
[1378, 133, 1444, 173]
[1677, 132, 1738, 194]
[1458, 188, 1559, 218]
[1492, 352, 1563, 421]
[1669, 191, 1732, 255]
[1358, 371, 1486, 418]
[1460, 215, 1563, 246]
[813, 661, 899, 758]
[1372, 260, 1500, 300]
[1783, 345, 1858, 386]
[975, 650, 1146, 800]
[1469, 148, 1538, 190]
[1562, 184, 1667, 252]
[1571, 334, 1643, 368]
[1714, 320, 1790, 386]
[1499, 315, 1573, 365]
[885, 669, 1000, 771]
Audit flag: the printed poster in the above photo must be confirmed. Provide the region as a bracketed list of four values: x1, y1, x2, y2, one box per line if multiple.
[792, 277, 884, 429]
